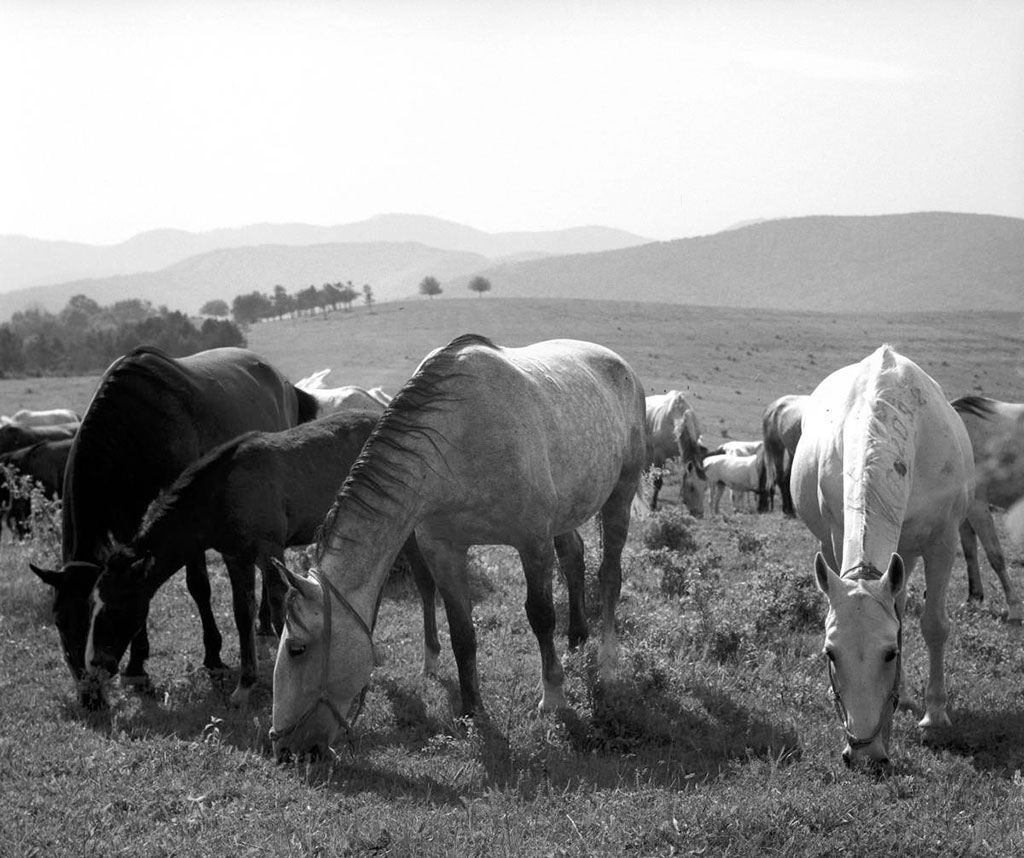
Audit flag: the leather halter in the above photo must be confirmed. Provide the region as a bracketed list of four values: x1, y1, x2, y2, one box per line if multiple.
[827, 562, 903, 751]
[269, 572, 378, 750]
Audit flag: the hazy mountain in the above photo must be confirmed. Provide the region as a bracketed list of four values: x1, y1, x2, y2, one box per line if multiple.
[0, 214, 651, 293]
[446, 212, 1024, 313]
[0, 242, 492, 319]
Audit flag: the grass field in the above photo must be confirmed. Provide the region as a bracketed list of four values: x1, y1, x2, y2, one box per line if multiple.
[1, 298, 1023, 856]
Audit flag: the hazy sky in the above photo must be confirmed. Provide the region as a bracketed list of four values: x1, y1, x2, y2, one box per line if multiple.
[3, 0, 1023, 245]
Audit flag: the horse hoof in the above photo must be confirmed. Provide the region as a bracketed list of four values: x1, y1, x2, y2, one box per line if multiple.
[205, 661, 231, 676]
[918, 711, 952, 730]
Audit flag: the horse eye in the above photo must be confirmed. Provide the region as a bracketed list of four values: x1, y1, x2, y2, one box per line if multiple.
[823, 648, 835, 663]
[884, 649, 899, 663]
[287, 643, 307, 658]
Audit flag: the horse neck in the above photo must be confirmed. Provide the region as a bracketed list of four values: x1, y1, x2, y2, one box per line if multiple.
[840, 394, 916, 573]
[317, 446, 431, 620]
[134, 487, 216, 585]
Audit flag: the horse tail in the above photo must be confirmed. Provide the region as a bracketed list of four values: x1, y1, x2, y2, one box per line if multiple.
[950, 395, 994, 420]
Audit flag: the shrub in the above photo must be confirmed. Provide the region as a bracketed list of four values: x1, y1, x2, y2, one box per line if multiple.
[751, 561, 825, 636]
[638, 511, 698, 554]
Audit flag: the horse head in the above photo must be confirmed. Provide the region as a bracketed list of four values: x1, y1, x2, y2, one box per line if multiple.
[30, 560, 104, 707]
[815, 552, 905, 768]
[84, 545, 155, 689]
[270, 562, 375, 761]
[679, 460, 707, 518]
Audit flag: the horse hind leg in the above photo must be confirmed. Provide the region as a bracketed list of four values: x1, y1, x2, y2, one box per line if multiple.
[554, 530, 587, 649]
[595, 476, 637, 683]
[918, 539, 955, 729]
[969, 507, 1023, 623]
[517, 538, 569, 713]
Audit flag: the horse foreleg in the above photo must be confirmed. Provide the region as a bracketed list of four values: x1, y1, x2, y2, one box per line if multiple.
[918, 539, 955, 729]
[419, 538, 481, 717]
[185, 554, 226, 672]
[122, 617, 152, 691]
[400, 533, 441, 676]
[223, 555, 258, 707]
[554, 530, 587, 649]
[649, 470, 662, 511]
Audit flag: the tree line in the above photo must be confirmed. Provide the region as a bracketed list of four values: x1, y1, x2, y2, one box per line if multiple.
[221, 274, 494, 323]
[0, 295, 245, 377]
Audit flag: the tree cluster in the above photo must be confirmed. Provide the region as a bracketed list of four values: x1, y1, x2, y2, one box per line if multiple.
[229, 281, 373, 325]
[0, 295, 245, 377]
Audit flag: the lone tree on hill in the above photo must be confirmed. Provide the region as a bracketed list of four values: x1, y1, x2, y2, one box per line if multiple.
[468, 275, 492, 297]
[200, 299, 229, 317]
[419, 275, 442, 299]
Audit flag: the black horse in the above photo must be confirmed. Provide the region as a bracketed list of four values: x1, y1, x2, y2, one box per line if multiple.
[86, 409, 439, 706]
[31, 346, 317, 707]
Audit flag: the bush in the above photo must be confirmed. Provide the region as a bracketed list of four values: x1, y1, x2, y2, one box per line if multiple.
[638, 511, 698, 553]
[750, 561, 825, 636]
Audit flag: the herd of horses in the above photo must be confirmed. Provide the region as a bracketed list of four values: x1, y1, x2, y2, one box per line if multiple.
[4, 337, 1021, 770]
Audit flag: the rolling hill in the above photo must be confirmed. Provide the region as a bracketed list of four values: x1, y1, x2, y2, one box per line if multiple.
[449, 212, 1024, 312]
[0, 211, 1020, 319]
[0, 213, 651, 294]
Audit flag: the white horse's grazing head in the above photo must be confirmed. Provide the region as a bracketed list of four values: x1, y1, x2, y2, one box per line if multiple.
[679, 459, 707, 517]
[815, 552, 906, 768]
[270, 564, 375, 761]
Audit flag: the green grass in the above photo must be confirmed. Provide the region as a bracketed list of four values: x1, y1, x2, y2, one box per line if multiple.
[2, 298, 1023, 856]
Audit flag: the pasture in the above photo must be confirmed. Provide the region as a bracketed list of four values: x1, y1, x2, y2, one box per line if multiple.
[1, 298, 1023, 856]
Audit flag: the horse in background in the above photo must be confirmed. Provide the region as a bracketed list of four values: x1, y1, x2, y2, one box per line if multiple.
[703, 445, 771, 514]
[1, 407, 80, 427]
[85, 410, 439, 707]
[792, 345, 973, 767]
[950, 395, 1024, 623]
[270, 335, 647, 760]
[296, 369, 392, 416]
[0, 421, 78, 455]
[704, 439, 771, 512]
[762, 394, 808, 517]
[643, 391, 706, 515]
[0, 439, 72, 537]
[30, 346, 318, 709]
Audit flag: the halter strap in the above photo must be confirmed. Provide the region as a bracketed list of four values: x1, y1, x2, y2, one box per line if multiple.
[268, 570, 380, 749]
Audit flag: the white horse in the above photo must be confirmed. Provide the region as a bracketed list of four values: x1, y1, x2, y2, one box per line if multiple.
[296, 369, 392, 416]
[704, 452, 763, 514]
[792, 346, 974, 766]
[950, 396, 1024, 622]
[644, 391, 706, 515]
[707, 440, 765, 511]
[2, 407, 80, 427]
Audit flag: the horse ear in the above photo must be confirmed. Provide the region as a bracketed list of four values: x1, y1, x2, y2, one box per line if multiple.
[271, 556, 318, 600]
[814, 552, 836, 594]
[884, 553, 906, 596]
[30, 563, 63, 588]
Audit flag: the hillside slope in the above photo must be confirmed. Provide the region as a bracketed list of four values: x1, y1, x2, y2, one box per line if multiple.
[456, 212, 1024, 312]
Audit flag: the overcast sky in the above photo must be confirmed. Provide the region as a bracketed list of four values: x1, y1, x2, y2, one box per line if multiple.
[3, 0, 1023, 245]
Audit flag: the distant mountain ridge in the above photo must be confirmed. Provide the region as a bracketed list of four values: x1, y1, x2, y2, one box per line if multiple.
[0, 211, 1019, 319]
[448, 212, 1024, 313]
[0, 213, 651, 293]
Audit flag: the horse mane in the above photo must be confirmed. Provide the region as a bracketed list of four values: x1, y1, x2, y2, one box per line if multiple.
[950, 395, 995, 420]
[848, 346, 917, 533]
[315, 333, 493, 555]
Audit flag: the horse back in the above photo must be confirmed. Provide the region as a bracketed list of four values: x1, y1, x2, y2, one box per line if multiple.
[62, 346, 306, 562]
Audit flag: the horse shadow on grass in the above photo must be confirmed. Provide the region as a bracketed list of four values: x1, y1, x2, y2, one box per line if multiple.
[909, 706, 1024, 777]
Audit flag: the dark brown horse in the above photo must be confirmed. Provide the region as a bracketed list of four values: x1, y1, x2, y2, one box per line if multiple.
[85, 409, 439, 706]
[761, 394, 808, 517]
[0, 438, 72, 537]
[30, 346, 317, 707]
[270, 335, 647, 760]
[0, 421, 78, 455]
